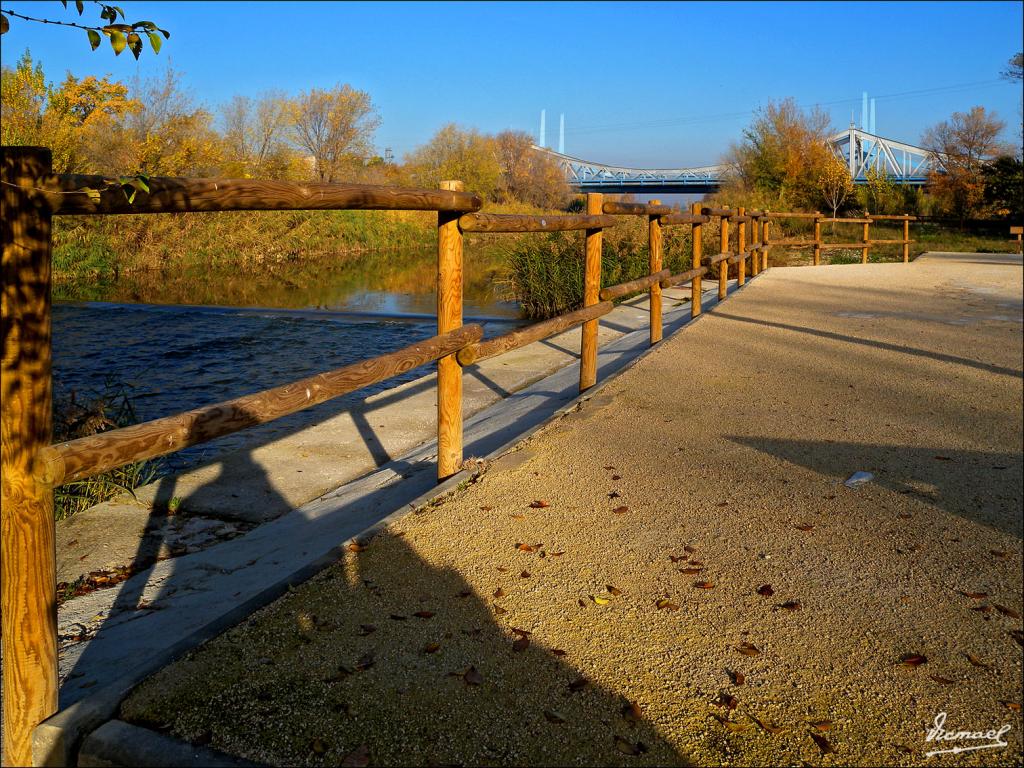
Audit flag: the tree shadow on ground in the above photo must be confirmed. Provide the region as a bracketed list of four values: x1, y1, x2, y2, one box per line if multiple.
[728, 436, 1023, 539]
[119, 529, 692, 767]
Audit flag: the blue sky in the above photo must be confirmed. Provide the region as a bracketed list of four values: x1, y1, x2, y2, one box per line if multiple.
[2, 1, 1021, 167]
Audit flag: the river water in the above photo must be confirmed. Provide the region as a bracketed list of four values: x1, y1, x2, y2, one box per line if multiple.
[52, 246, 523, 474]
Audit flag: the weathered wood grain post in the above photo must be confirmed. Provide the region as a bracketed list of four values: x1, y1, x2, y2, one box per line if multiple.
[690, 202, 702, 318]
[862, 215, 870, 264]
[2, 147, 58, 768]
[736, 207, 746, 286]
[750, 216, 760, 277]
[813, 215, 822, 266]
[762, 216, 770, 271]
[903, 216, 910, 263]
[580, 192, 603, 392]
[436, 180, 464, 480]
[718, 213, 729, 300]
[648, 199, 663, 344]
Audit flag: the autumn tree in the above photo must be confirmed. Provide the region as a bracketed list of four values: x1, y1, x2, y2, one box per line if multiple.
[816, 151, 855, 219]
[922, 106, 1006, 222]
[724, 97, 833, 209]
[290, 84, 380, 182]
[403, 123, 502, 200]
[494, 130, 568, 208]
[220, 92, 297, 179]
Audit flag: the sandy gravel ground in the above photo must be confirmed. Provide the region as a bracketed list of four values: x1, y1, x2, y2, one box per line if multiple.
[123, 254, 1023, 767]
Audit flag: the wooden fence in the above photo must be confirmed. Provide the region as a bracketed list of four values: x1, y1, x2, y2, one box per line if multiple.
[0, 146, 917, 765]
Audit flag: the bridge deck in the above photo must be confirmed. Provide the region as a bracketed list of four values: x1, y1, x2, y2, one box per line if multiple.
[123, 254, 1022, 766]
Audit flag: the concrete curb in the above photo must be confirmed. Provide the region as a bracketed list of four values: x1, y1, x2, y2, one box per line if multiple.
[33, 277, 753, 766]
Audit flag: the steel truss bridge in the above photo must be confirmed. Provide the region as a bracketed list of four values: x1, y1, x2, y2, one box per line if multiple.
[535, 126, 934, 194]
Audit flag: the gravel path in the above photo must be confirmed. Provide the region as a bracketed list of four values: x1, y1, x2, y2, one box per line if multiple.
[123, 254, 1023, 767]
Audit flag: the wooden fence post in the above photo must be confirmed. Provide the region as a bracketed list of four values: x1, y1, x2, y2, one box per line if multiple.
[750, 216, 760, 277]
[648, 199, 663, 344]
[690, 202, 702, 318]
[813, 215, 822, 266]
[903, 216, 910, 263]
[580, 192, 603, 392]
[718, 214, 729, 300]
[2, 147, 58, 768]
[762, 217, 770, 270]
[862, 215, 870, 264]
[436, 180, 464, 480]
[736, 207, 746, 286]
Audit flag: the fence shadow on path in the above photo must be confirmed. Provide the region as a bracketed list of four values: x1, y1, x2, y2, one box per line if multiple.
[118, 528, 692, 767]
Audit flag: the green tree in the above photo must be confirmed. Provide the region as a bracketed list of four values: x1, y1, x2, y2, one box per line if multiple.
[403, 123, 502, 200]
[982, 155, 1023, 219]
[816, 151, 855, 219]
[494, 130, 568, 208]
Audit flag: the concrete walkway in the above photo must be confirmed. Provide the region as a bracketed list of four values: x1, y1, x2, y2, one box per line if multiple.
[117, 253, 1023, 767]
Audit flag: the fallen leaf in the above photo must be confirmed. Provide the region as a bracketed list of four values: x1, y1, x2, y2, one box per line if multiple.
[933, 455, 953, 461]
[611, 475, 622, 481]
[966, 653, 989, 668]
[512, 635, 530, 652]
[551, 649, 567, 657]
[994, 604, 1021, 619]
[655, 599, 680, 611]
[778, 600, 802, 612]
[794, 523, 815, 532]
[717, 501, 729, 507]
[612, 506, 629, 515]
[603, 466, 615, 470]
[971, 604, 993, 613]
[340, 744, 370, 768]
[346, 542, 367, 553]
[457, 590, 472, 598]
[493, 588, 505, 598]
[961, 590, 989, 599]
[510, 514, 526, 520]
[568, 678, 588, 692]
[712, 713, 749, 732]
[423, 642, 441, 654]
[684, 545, 697, 554]
[930, 675, 955, 685]
[736, 642, 761, 656]
[1001, 700, 1022, 713]
[679, 567, 703, 575]
[694, 581, 715, 589]
[607, 585, 623, 596]
[413, 611, 435, 619]
[757, 584, 775, 597]
[729, 670, 745, 686]
[621, 702, 643, 723]
[900, 653, 928, 667]
[716, 692, 738, 710]
[389, 614, 407, 621]
[549, 551, 565, 557]
[464, 666, 483, 685]
[1010, 630, 1024, 647]
[669, 555, 686, 563]
[809, 719, 833, 731]
[496, 566, 509, 572]
[520, 570, 531, 578]
[493, 604, 508, 615]
[608, 491, 621, 499]
[529, 500, 550, 509]
[357, 624, 377, 636]
[543, 709, 566, 724]
[479, 505, 493, 511]
[990, 550, 1010, 559]
[516, 543, 537, 553]
[592, 595, 611, 605]
[810, 732, 834, 755]
[750, 713, 784, 734]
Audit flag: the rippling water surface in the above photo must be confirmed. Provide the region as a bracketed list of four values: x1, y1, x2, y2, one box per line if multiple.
[53, 246, 522, 473]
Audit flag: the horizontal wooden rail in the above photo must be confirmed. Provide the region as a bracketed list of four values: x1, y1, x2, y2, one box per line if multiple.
[35, 325, 484, 488]
[599, 269, 671, 301]
[763, 211, 819, 219]
[39, 175, 483, 215]
[703, 252, 733, 267]
[868, 239, 913, 244]
[701, 207, 733, 217]
[819, 217, 871, 224]
[819, 242, 869, 249]
[456, 302, 613, 366]
[746, 209, 765, 217]
[869, 214, 917, 221]
[661, 266, 707, 288]
[602, 201, 673, 216]
[457, 212, 619, 233]
[658, 212, 710, 226]
[770, 239, 816, 246]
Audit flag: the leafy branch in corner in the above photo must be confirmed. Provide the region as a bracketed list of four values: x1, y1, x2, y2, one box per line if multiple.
[0, 1, 169, 59]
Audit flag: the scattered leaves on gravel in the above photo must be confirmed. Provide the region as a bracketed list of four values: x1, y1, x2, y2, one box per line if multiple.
[736, 642, 761, 656]
[757, 584, 775, 597]
[529, 500, 550, 508]
[810, 732, 835, 754]
[900, 653, 928, 667]
[655, 599, 680, 611]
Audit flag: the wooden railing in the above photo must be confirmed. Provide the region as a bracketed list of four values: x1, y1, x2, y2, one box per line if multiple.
[761, 210, 916, 265]
[0, 146, 915, 765]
